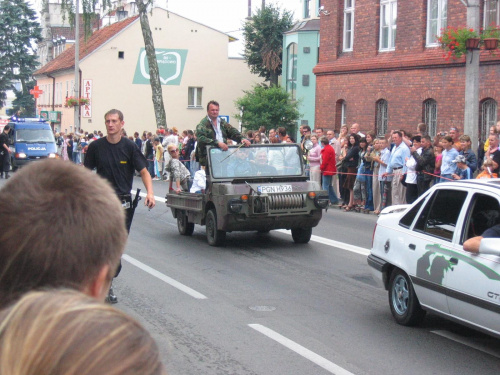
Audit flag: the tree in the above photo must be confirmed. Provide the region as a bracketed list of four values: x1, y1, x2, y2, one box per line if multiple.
[235, 84, 300, 138]
[12, 80, 36, 117]
[0, 0, 41, 111]
[60, 0, 167, 128]
[243, 5, 294, 86]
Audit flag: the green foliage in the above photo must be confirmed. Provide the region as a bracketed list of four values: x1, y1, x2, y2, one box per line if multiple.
[235, 84, 300, 138]
[0, 0, 41, 110]
[437, 26, 479, 60]
[12, 80, 36, 117]
[243, 5, 294, 86]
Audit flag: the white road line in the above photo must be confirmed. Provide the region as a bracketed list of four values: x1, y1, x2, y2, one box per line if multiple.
[276, 230, 370, 256]
[122, 254, 207, 299]
[249, 324, 356, 375]
[431, 330, 500, 359]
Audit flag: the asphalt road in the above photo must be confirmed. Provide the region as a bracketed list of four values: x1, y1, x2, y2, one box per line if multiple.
[1, 174, 499, 374]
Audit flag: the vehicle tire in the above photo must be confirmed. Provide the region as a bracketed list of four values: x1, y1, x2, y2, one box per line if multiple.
[388, 269, 426, 326]
[291, 227, 312, 244]
[206, 209, 226, 246]
[177, 212, 194, 236]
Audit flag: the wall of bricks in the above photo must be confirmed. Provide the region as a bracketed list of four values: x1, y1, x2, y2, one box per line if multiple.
[314, 0, 500, 137]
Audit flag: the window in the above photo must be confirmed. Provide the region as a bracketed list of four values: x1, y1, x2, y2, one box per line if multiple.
[427, 0, 447, 46]
[344, 0, 355, 51]
[341, 101, 347, 125]
[286, 43, 298, 100]
[188, 87, 202, 108]
[484, 0, 499, 27]
[118, 51, 124, 59]
[462, 193, 500, 243]
[304, 0, 311, 18]
[336, 100, 347, 128]
[376, 99, 388, 136]
[380, 0, 397, 51]
[400, 199, 425, 228]
[414, 189, 468, 241]
[481, 98, 498, 141]
[423, 99, 438, 137]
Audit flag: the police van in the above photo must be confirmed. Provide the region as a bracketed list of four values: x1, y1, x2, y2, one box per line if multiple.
[7, 117, 58, 170]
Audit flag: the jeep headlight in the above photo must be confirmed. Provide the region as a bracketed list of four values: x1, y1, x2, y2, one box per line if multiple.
[228, 198, 243, 213]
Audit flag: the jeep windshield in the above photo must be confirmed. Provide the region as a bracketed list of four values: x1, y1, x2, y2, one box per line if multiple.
[209, 144, 303, 179]
[15, 129, 55, 143]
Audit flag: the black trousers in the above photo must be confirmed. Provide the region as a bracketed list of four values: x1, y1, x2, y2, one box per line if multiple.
[0, 150, 9, 173]
[417, 175, 432, 197]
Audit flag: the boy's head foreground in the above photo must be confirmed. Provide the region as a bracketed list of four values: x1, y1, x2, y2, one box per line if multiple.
[0, 159, 127, 308]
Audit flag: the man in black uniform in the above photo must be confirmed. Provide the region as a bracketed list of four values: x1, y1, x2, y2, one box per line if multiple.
[0, 125, 11, 179]
[84, 109, 155, 303]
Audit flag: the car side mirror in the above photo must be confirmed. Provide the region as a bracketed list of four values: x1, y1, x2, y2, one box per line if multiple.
[478, 238, 500, 256]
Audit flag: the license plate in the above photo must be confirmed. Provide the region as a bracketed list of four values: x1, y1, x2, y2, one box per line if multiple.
[258, 185, 292, 193]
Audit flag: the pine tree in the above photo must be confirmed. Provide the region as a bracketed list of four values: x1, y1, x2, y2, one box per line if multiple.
[243, 5, 294, 86]
[0, 0, 41, 112]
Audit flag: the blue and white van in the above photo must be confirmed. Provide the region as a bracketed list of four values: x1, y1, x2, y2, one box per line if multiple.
[7, 117, 58, 169]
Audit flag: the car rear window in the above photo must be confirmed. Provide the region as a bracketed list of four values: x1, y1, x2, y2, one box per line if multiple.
[413, 189, 468, 241]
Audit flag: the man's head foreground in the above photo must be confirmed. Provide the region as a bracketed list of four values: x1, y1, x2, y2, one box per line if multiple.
[0, 160, 127, 308]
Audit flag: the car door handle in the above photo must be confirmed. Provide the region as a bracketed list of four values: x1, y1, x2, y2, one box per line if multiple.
[449, 257, 458, 265]
[409, 244, 416, 250]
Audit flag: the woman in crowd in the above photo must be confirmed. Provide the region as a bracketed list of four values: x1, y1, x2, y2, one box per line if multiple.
[61, 133, 69, 161]
[362, 131, 376, 212]
[307, 134, 322, 185]
[0, 289, 165, 375]
[353, 137, 368, 212]
[365, 137, 380, 213]
[253, 133, 264, 145]
[440, 136, 459, 182]
[337, 136, 349, 206]
[434, 144, 443, 184]
[459, 134, 478, 174]
[405, 135, 421, 204]
[165, 144, 191, 193]
[339, 125, 349, 148]
[342, 134, 360, 211]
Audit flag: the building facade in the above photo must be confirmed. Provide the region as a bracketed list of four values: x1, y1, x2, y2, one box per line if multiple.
[34, 8, 261, 135]
[283, 0, 322, 136]
[314, 0, 500, 139]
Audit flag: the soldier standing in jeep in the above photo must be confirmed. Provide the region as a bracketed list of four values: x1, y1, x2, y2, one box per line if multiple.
[195, 100, 251, 173]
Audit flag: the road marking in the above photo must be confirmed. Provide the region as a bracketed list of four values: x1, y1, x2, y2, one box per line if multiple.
[132, 189, 166, 203]
[276, 230, 370, 256]
[122, 254, 207, 299]
[431, 330, 500, 359]
[249, 324, 356, 375]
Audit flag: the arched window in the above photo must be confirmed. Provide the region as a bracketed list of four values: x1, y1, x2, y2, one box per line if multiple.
[335, 100, 347, 129]
[481, 98, 498, 140]
[423, 99, 437, 137]
[286, 43, 298, 100]
[376, 99, 388, 136]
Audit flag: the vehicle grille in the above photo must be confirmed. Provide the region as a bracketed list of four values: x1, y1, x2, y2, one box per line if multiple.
[268, 193, 306, 210]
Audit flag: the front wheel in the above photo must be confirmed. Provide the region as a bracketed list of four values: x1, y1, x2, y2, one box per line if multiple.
[206, 209, 226, 246]
[291, 227, 312, 243]
[388, 269, 426, 326]
[177, 212, 194, 236]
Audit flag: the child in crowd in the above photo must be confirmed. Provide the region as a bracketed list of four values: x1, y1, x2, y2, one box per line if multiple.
[452, 155, 472, 180]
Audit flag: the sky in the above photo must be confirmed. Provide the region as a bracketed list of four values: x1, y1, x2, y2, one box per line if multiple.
[30, 0, 304, 56]
[162, 0, 303, 56]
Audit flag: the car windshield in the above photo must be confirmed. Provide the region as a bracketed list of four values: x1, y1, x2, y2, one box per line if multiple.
[209, 144, 303, 179]
[15, 129, 55, 143]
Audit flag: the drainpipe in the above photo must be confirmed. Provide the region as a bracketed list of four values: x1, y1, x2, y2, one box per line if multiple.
[47, 74, 56, 112]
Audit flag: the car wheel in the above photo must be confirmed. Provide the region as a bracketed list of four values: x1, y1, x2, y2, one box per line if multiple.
[206, 209, 226, 246]
[177, 212, 194, 236]
[388, 269, 426, 326]
[291, 227, 312, 244]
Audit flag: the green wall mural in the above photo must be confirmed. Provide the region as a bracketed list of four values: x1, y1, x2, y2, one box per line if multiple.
[133, 49, 188, 85]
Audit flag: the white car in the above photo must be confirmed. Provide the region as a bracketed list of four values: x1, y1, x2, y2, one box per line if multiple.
[368, 179, 500, 338]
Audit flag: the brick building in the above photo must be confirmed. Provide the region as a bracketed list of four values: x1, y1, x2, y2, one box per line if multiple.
[313, 0, 500, 140]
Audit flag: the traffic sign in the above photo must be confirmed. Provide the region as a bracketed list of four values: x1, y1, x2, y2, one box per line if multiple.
[219, 115, 229, 123]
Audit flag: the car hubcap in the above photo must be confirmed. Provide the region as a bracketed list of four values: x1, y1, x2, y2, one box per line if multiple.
[392, 275, 409, 315]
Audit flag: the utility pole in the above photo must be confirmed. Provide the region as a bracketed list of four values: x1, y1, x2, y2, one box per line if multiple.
[464, 0, 480, 151]
[73, 0, 80, 132]
[262, 0, 265, 9]
[247, 0, 252, 19]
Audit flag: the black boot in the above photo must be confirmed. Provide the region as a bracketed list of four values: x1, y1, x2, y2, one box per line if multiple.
[4, 173, 9, 180]
[105, 286, 118, 304]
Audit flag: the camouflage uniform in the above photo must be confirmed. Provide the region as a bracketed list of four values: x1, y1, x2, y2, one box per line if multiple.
[195, 116, 243, 166]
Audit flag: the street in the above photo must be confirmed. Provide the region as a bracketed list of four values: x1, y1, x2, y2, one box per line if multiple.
[1, 174, 500, 374]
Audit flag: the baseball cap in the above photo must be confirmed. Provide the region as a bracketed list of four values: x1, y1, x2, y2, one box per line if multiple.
[453, 155, 467, 164]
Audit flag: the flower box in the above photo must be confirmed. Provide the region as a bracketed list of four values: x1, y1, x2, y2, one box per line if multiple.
[483, 38, 499, 50]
